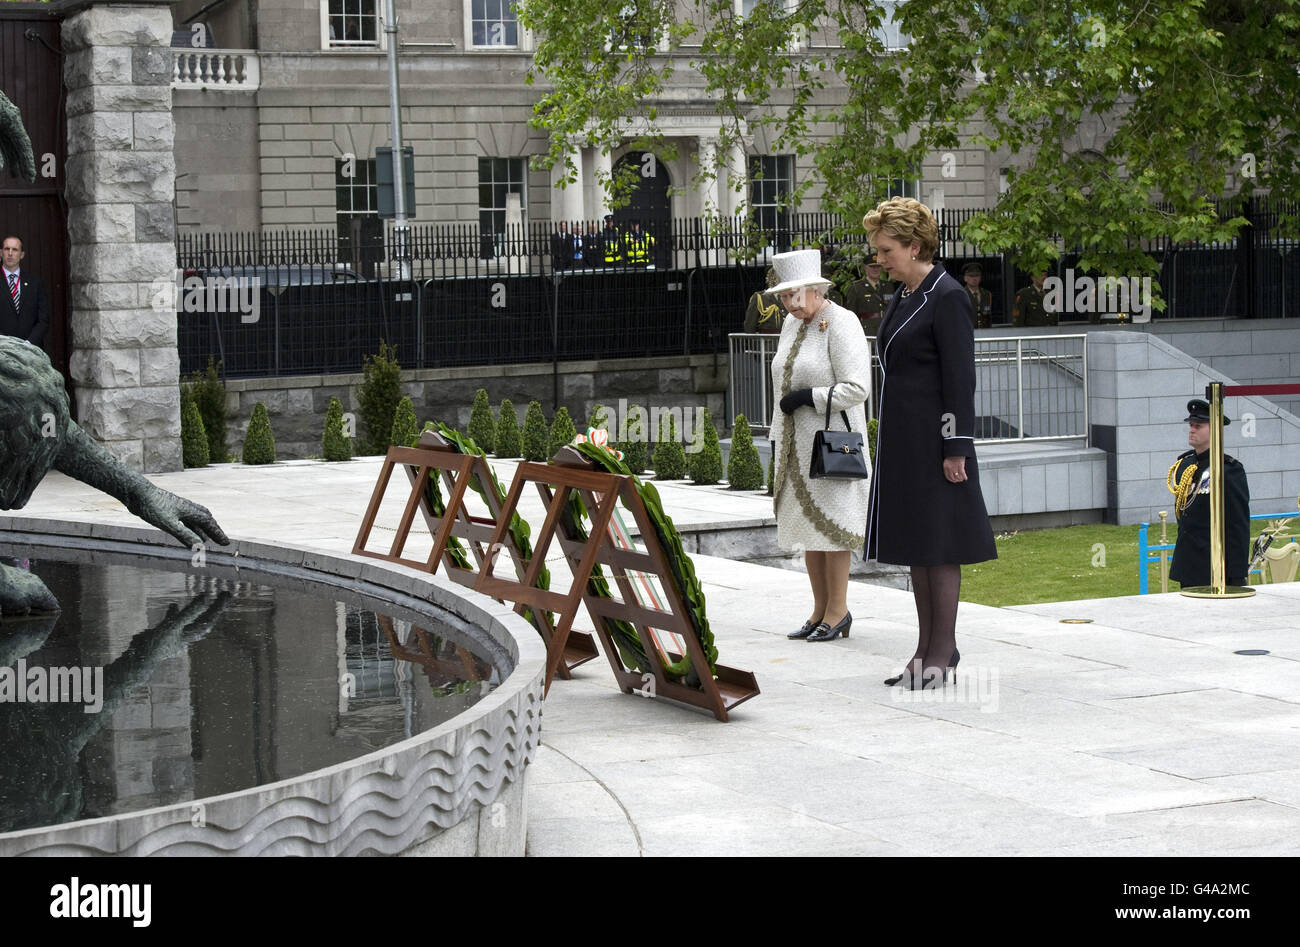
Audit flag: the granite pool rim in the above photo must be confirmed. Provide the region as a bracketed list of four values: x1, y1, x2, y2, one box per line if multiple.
[0, 517, 546, 857]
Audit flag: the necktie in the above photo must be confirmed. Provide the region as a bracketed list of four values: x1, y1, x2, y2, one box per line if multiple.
[8, 274, 18, 311]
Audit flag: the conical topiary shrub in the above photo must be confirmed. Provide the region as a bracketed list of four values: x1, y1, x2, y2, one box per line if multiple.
[653, 413, 687, 480]
[689, 409, 723, 485]
[184, 357, 229, 462]
[390, 395, 419, 448]
[588, 403, 609, 432]
[521, 400, 549, 462]
[618, 403, 648, 474]
[548, 406, 578, 459]
[867, 417, 879, 464]
[242, 402, 276, 465]
[358, 340, 402, 455]
[180, 391, 209, 468]
[766, 453, 775, 496]
[727, 413, 763, 489]
[494, 399, 522, 457]
[322, 396, 352, 461]
[467, 388, 496, 454]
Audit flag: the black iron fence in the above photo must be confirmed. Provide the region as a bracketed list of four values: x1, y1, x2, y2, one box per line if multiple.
[177, 202, 1298, 379]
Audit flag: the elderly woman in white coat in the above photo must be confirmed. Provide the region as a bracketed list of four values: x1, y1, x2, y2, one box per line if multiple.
[768, 249, 872, 643]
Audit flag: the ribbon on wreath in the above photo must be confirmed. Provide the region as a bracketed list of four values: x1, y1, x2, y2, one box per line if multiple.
[572, 426, 624, 461]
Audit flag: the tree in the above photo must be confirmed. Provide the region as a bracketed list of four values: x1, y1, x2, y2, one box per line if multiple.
[688, 409, 723, 485]
[548, 406, 578, 459]
[182, 357, 229, 462]
[322, 396, 352, 461]
[653, 414, 687, 480]
[522, 401, 550, 462]
[467, 388, 497, 454]
[727, 413, 763, 490]
[242, 402, 276, 465]
[390, 395, 419, 448]
[180, 391, 209, 468]
[519, 0, 1300, 280]
[495, 399, 523, 457]
[358, 340, 402, 455]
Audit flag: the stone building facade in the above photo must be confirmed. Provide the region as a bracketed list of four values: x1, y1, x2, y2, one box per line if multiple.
[170, 0, 1037, 236]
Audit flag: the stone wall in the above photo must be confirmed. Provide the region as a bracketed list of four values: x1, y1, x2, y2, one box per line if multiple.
[1087, 332, 1300, 525]
[64, 3, 181, 472]
[220, 354, 729, 460]
[172, 93, 261, 231]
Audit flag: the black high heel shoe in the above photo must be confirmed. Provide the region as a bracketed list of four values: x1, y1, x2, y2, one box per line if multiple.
[807, 612, 851, 642]
[885, 648, 959, 687]
[788, 619, 822, 640]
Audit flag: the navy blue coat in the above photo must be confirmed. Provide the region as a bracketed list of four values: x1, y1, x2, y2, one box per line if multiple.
[865, 265, 997, 566]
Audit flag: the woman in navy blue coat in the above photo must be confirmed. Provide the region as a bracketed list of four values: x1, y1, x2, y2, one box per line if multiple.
[862, 198, 996, 688]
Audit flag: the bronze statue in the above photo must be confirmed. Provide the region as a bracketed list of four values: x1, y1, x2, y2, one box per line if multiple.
[1, 338, 230, 616]
[1, 91, 227, 615]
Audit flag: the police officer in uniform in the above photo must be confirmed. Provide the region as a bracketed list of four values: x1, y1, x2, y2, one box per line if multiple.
[600, 214, 621, 267]
[1167, 399, 1251, 588]
[962, 262, 993, 329]
[1013, 273, 1056, 327]
[622, 221, 654, 267]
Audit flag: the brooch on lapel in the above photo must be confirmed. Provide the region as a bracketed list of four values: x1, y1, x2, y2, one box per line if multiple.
[818, 318, 828, 332]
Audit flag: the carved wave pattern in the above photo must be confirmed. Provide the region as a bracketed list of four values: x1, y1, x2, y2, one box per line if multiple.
[4, 687, 542, 857]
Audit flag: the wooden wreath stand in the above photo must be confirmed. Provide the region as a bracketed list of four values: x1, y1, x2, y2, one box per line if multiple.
[474, 447, 760, 721]
[351, 431, 599, 679]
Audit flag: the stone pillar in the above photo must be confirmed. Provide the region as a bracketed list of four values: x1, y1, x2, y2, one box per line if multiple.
[550, 147, 584, 225]
[696, 138, 719, 217]
[591, 148, 613, 221]
[63, 4, 180, 473]
[721, 141, 748, 219]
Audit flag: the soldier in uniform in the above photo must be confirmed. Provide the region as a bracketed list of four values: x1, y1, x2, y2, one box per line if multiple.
[843, 250, 894, 336]
[962, 262, 993, 329]
[1167, 399, 1251, 588]
[1013, 273, 1056, 327]
[743, 265, 785, 334]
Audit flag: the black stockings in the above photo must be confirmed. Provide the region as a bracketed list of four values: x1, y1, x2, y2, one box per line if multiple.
[908, 564, 961, 674]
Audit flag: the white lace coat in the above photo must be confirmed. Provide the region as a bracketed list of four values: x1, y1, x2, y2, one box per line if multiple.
[769, 301, 872, 552]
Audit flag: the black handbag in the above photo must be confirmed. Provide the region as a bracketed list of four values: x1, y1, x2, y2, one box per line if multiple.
[809, 384, 869, 480]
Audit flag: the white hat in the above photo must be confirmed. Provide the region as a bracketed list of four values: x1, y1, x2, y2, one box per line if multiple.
[769, 249, 832, 295]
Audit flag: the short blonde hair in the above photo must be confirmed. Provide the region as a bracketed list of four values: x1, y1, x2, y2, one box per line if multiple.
[862, 197, 939, 263]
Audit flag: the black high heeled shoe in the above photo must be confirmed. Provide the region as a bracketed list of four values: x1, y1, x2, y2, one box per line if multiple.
[788, 619, 822, 640]
[807, 612, 851, 642]
[885, 648, 959, 686]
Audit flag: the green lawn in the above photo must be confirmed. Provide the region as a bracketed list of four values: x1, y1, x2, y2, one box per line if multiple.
[960, 520, 1284, 607]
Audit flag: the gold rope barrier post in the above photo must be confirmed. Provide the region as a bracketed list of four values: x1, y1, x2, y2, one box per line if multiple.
[1181, 381, 1255, 599]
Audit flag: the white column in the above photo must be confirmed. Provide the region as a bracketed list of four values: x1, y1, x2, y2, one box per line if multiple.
[591, 148, 613, 221]
[550, 147, 584, 224]
[696, 137, 718, 217]
[721, 141, 747, 219]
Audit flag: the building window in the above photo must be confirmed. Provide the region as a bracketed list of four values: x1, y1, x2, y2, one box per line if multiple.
[886, 176, 920, 200]
[326, 0, 379, 48]
[479, 157, 528, 237]
[877, 0, 910, 49]
[610, 2, 658, 51]
[470, 0, 520, 48]
[749, 154, 794, 245]
[337, 156, 377, 225]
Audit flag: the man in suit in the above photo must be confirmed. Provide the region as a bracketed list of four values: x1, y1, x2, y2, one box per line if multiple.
[1, 235, 48, 347]
[549, 220, 574, 271]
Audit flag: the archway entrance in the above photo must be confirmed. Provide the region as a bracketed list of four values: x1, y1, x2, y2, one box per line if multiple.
[613, 152, 671, 266]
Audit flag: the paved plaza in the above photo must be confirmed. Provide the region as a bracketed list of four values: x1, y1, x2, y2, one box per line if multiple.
[6, 457, 1299, 857]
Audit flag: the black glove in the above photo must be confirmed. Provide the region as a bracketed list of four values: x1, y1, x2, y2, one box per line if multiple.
[779, 388, 815, 415]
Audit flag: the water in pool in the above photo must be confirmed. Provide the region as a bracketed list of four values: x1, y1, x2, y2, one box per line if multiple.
[0, 555, 500, 835]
